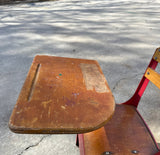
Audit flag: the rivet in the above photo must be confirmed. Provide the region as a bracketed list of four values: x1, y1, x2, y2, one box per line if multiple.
[155, 57, 157, 60]
[131, 150, 139, 154]
[102, 151, 113, 155]
[147, 72, 150, 75]
[159, 49, 160, 52]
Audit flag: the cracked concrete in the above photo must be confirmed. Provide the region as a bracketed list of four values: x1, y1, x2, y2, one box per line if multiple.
[112, 72, 144, 91]
[0, 0, 160, 154]
[18, 135, 50, 155]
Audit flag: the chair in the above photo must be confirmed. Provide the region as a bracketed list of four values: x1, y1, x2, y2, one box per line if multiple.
[76, 48, 160, 155]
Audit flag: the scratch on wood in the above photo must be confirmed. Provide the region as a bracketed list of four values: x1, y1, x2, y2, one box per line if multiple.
[48, 107, 51, 117]
[32, 118, 38, 123]
[80, 63, 109, 93]
[42, 100, 52, 108]
[61, 106, 66, 109]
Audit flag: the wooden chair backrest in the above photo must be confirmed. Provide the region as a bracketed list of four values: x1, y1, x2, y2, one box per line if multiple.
[124, 47, 160, 107]
[145, 48, 160, 89]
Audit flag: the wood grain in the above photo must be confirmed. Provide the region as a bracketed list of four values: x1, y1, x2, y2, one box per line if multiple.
[153, 48, 160, 63]
[145, 67, 160, 89]
[82, 104, 159, 155]
[9, 55, 115, 134]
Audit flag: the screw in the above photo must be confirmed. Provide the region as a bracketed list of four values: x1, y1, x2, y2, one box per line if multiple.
[102, 151, 113, 155]
[155, 57, 157, 60]
[131, 150, 139, 154]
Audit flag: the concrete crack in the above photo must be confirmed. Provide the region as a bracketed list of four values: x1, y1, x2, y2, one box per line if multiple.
[112, 77, 126, 91]
[112, 72, 143, 91]
[18, 135, 50, 155]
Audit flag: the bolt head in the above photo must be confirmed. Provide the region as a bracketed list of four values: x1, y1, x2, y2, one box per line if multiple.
[102, 151, 113, 155]
[131, 150, 139, 154]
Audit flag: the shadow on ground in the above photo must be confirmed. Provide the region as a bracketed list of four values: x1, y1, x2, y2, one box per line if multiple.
[0, 0, 57, 5]
[0, 0, 160, 154]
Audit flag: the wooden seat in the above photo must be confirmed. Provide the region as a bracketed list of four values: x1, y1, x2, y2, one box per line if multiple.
[81, 104, 159, 155]
[77, 48, 160, 155]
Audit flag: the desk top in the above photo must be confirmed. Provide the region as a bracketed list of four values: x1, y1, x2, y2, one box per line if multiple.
[9, 55, 115, 134]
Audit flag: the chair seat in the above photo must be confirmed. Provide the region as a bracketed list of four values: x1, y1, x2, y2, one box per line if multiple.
[82, 104, 159, 155]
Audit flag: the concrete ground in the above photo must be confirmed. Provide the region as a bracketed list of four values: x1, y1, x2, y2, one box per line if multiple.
[0, 0, 160, 154]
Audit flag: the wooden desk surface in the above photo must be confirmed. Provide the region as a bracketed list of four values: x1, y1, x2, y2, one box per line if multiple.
[9, 55, 115, 134]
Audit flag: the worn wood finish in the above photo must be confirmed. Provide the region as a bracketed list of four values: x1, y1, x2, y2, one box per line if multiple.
[153, 48, 160, 63]
[145, 67, 160, 89]
[82, 104, 159, 155]
[9, 55, 115, 134]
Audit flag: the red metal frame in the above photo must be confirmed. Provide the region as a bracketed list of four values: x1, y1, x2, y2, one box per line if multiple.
[123, 58, 158, 107]
[77, 48, 160, 155]
[77, 134, 85, 155]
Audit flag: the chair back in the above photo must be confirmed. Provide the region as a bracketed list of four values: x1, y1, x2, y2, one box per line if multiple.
[124, 47, 160, 107]
[145, 48, 160, 89]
